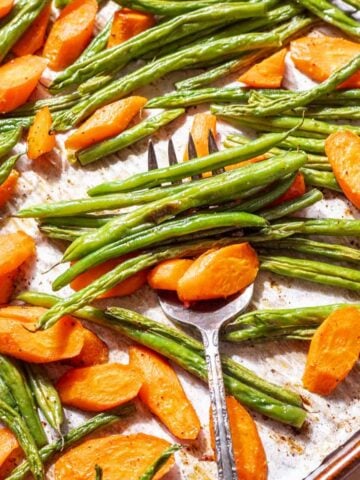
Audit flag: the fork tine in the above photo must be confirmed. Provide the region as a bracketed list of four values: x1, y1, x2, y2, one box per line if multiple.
[168, 139, 182, 185]
[188, 133, 202, 181]
[148, 140, 158, 171]
[208, 130, 225, 175]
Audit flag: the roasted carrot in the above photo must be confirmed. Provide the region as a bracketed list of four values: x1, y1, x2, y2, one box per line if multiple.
[12, 3, 51, 56]
[70, 257, 147, 298]
[0, 428, 22, 478]
[303, 306, 360, 395]
[239, 48, 287, 88]
[69, 328, 109, 367]
[65, 96, 147, 151]
[0, 0, 13, 19]
[129, 345, 201, 440]
[184, 113, 217, 160]
[0, 170, 19, 209]
[54, 433, 175, 480]
[56, 363, 143, 411]
[325, 130, 360, 209]
[0, 305, 50, 322]
[291, 36, 360, 89]
[210, 397, 267, 480]
[147, 259, 193, 291]
[0, 231, 35, 276]
[43, 0, 98, 71]
[177, 243, 259, 303]
[107, 8, 155, 49]
[27, 107, 56, 160]
[224, 153, 269, 172]
[270, 172, 305, 206]
[0, 55, 47, 113]
[0, 272, 16, 304]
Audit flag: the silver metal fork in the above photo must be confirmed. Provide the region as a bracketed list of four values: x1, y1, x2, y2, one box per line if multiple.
[147, 132, 254, 480]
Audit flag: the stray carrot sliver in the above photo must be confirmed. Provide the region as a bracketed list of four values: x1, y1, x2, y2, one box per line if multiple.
[303, 306, 360, 395]
[184, 113, 217, 161]
[0, 170, 19, 209]
[270, 172, 305, 206]
[130, 345, 201, 440]
[0, 272, 16, 304]
[27, 107, 56, 160]
[0, 428, 22, 478]
[107, 8, 155, 49]
[69, 328, 109, 367]
[12, 3, 51, 56]
[0, 232, 35, 276]
[0, 0, 13, 19]
[148, 259, 193, 291]
[56, 363, 144, 411]
[239, 48, 287, 88]
[54, 433, 174, 480]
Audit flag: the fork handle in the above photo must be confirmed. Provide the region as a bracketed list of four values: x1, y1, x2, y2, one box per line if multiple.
[201, 328, 238, 480]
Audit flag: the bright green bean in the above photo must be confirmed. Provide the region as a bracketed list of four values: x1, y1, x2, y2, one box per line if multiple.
[140, 445, 181, 480]
[0, 154, 21, 185]
[259, 189, 323, 221]
[301, 168, 341, 192]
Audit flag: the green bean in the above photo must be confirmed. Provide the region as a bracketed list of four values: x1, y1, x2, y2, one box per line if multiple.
[77, 18, 113, 64]
[25, 364, 64, 433]
[0, 154, 21, 185]
[41, 215, 116, 228]
[271, 217, 360, 237]
[76, 109, 185, 165]
[0, 128, 22, 159]
[0, 399, 43, 480]
[301, 168, 341, 192]
[5, 93, 81, 118]
[53, 212, 267, 290]
[5, 409, 132, 480]
[259, 189, 323, 221]
[140, 445, 181, 480]
[344, 0, 360, 8]
[95, 466, 103, 480]
[0, 356, 47, 448]
[294, 105, 360, 120]
[0, 376, 17, 410]
[40, 225, 95, 242]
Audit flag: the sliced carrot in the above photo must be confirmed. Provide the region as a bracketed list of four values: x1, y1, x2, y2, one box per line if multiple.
[107, 8, 155, 49]
[69, 328, 109, 367]
[0, 428, 22, 478]
[65, 96, 147, 151]
[224, 153, 269, 173]
[0, 272, 16, 304]
[0, 170, 19, 209]
[270, 172, 305, 206]
[0, 0, 13, 19]
[27, 107, 56, 160]
[0, 55, 47, 113]
[12, 3, 51, 56]
[0, 231, 35, 276]
[210, 397, 267, 480]
[0, 305, 50, 322]
[303, 306, 360, 395]
[43, 0, 98, 71]
[239, 48, 287, 88]
[56, 363, 143, 412]
[291, 36, 360, 89]
[184, 113, 217, 161]
[325, 130, 360, 209]
[147, 259, 193, 291]
[129, 345, 201, 440]
[177, 243, 259, 303]
[54, 433, 174, 480]
[70, 258, 147, 298]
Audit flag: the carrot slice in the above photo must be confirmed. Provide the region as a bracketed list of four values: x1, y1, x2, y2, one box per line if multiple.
[54, 433, 174, 480]
[177, 243, 259, 303]
[56, 363, 143, 411]
[0, 305, 49, 322]
[69, 328, 109, 367]
[210, 397, 267, 480]
[129, 345, 201, 440]
[224, 153, 269, 173]
[12, 3, 51, 56]
[0, 170, 19, 208]
[0, 272, 16, 304]
[0, 231, 35, 276]
[239, 48, 287, 88]
[70, 258, 147, 298]
[325, 130, 360, 209]
[43, 0, 98, 71]
[65, 96, 147, 151]
[184, 113, 217, 160]
[107, 8, 155, 49]
[0, 0, 13, 19]
[291, 36, 360, 89]
[148, 259, 193, 291]
[0, 428, 22, 478]
[27, 107, 56, 160]
[270, 172, 305, 206]
[303, 306, 360, 395]
[0, 55, 47, 113]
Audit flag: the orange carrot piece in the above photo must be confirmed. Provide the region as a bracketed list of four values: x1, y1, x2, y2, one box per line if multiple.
[224, 153, 269, 173]
[65, 96, 147, 151]
[0, 231, 35, 276]
[0, 170, 19, 209]
[0, 55, 47, 113]
[0, 0, 13, 19]
[69, 328, 109, 367]
[107, 8, 155, 49]
[0, 305, 50, 322]
[303, 306, 360, 395]
[210, 397, 267, 480]
[270, 172, 305, 206]
[56, 363, 143, 412]
[184, 113, 217, 160]
[12, 3, 51, 56]
[0, 272, 16, 304]
[70, 258, 147, 298]
[129, 345, 201, 440]
[43, 0, 98, 71]
[239, 48, 287, 88]
[54, 433, 175, 480]
[0, 428, 22, 478]
[177, 243, 259, 303]
[291, 36, 360, 89]
[147, 259, 193, 291]
[27, 107, 56, 160]
[325, 130, 360, 209]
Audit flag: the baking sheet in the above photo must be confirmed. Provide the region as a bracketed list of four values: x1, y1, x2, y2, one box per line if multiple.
[2, 2, 360, 478]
